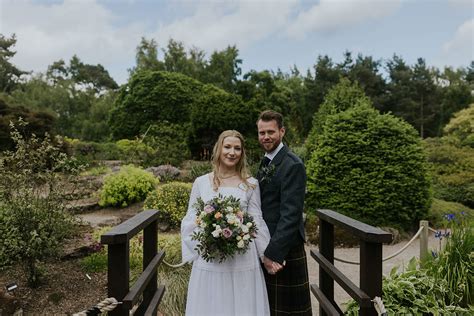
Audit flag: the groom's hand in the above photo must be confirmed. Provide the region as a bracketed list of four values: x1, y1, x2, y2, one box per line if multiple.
[263, 256, 284, 274]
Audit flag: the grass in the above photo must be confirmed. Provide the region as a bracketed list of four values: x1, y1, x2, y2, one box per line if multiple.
[428, 198, 473, 228]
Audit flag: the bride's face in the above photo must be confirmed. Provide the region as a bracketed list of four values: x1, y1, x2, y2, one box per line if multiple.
[219, 136, 242, 169]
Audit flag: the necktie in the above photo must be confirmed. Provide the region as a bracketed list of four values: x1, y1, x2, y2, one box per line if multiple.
[262, 156, 271, 167]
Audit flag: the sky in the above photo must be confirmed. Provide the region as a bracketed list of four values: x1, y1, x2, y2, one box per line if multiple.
[0, 0, 473, 85]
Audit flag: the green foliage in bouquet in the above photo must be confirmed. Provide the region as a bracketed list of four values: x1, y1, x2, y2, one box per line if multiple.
[306, 103, 431, 231]
[0, 120, 81, 287]
[144, 182, 192, 228]
[192, 194, 258, 263]
[99, 165, 158, 207]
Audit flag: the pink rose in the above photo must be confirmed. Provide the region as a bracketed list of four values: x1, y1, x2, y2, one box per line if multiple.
[222, 228, 233, 238]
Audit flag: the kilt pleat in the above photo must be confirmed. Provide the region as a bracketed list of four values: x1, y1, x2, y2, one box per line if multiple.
[263, 244, 312, 315]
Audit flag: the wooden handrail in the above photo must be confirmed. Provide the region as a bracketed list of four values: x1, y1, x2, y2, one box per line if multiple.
[316, 209, 392, 243]
[312, 209, 392, 316]
[100, 209, 165, 316]
[101, 210, 160, 245]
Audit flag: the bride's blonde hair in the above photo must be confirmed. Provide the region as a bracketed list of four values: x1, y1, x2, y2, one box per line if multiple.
[211, 130, 253, 191]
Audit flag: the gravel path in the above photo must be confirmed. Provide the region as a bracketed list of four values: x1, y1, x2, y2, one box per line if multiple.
[306, 234, 439, 315]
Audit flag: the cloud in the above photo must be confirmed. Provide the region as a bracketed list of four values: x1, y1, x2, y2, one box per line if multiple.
[442, 19, 474, 64]
[285, 0, 401, 39]
[448, 0, 473, 8]
[153, 0, 297, 52]
[1, 0, 145, 83]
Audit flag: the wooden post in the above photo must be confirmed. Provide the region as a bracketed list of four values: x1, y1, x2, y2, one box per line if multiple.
[319, 219, 334, 316]
[359, 241, 382, 316]
[107, 242, 130, 316]
[135, 219, 158, 316]
[419, 220, 429, 266]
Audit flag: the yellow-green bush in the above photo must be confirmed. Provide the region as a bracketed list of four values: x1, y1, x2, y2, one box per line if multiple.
[424, 138, 474, 208]
[144, 182, 192, 228]
[99, 165, 158, 207]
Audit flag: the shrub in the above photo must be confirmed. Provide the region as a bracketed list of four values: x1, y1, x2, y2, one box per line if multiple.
[423, 138, 474, 207]
[0, 121, 80, 286]
[305, 78, 370, 156]
[146, 165, 181, 183]
[443, 103, 474, 148]
[306, 103, 431, 232]
[144, 182, 192, 228]
[116, 139, 156, 166]
[99, 165, 158, 207]
[143, 121, 191, 167]
[109, 70, 203, 140]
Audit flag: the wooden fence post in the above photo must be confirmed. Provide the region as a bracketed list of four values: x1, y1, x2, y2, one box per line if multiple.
[419, 220, 429, 266]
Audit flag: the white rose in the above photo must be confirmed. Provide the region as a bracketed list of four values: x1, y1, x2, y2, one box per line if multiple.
[237, 240, 245, 248]
[211, 229, 221, 238]
[200, 222, 207, 228]
[236, 235, 242, 240]
[246, 222, 253, 227]
[243, 234, 250, 240]
[241, 225, 249, 234]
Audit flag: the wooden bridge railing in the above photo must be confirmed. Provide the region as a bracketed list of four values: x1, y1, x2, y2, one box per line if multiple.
[311, 209, 392, 316]
[101, 210, 165, 316]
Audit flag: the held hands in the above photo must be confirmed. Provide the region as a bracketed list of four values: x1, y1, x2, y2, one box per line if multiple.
[263, 256, 285, 275]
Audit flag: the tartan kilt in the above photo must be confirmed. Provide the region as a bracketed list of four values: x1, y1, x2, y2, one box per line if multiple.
[263, 244, 312, 315]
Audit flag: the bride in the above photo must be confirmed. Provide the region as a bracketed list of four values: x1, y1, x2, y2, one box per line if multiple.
[181, 130, 271, 316]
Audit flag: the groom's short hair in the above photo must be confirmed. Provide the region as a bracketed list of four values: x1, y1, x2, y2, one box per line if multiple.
[258, 110, 284, 129]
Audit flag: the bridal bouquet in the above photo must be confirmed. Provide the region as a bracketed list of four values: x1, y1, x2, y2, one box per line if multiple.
[192, 194, 258, 263]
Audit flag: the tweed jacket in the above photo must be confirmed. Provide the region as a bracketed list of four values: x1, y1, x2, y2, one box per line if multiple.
[257, 145, 306, 264]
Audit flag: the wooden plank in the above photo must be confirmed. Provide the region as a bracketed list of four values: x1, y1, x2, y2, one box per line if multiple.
[316, 209, 392, 243]
[311, 250, 371, 307]
[144, 286, 165, 316]
[122, 251, 165, 309]
[360, 242, 382, 316]
[101, 210, 160, 245]
[310, 284, 342, 316]
[107, 242, 129, 316]
[319, 220, 334, 316]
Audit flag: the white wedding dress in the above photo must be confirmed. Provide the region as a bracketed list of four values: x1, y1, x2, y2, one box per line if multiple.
[181, 174, 271, 316]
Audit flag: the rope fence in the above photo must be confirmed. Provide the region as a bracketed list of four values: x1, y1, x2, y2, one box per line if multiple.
[73, 297, 121, 316]
[333, 221, 440, 266]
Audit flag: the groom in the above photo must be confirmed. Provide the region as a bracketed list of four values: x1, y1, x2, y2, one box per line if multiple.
[257, 110, 312, 315]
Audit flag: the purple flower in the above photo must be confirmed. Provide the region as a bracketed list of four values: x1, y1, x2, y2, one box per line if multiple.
[204, 205, 215, 213]
[434, 231, 442, 239]
[431, 250, 438, 258]
[222, 228, 233, 238]
[445, 213, 455, 221]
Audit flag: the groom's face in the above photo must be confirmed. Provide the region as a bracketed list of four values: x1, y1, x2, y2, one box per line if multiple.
[257, 119, 285, 153]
